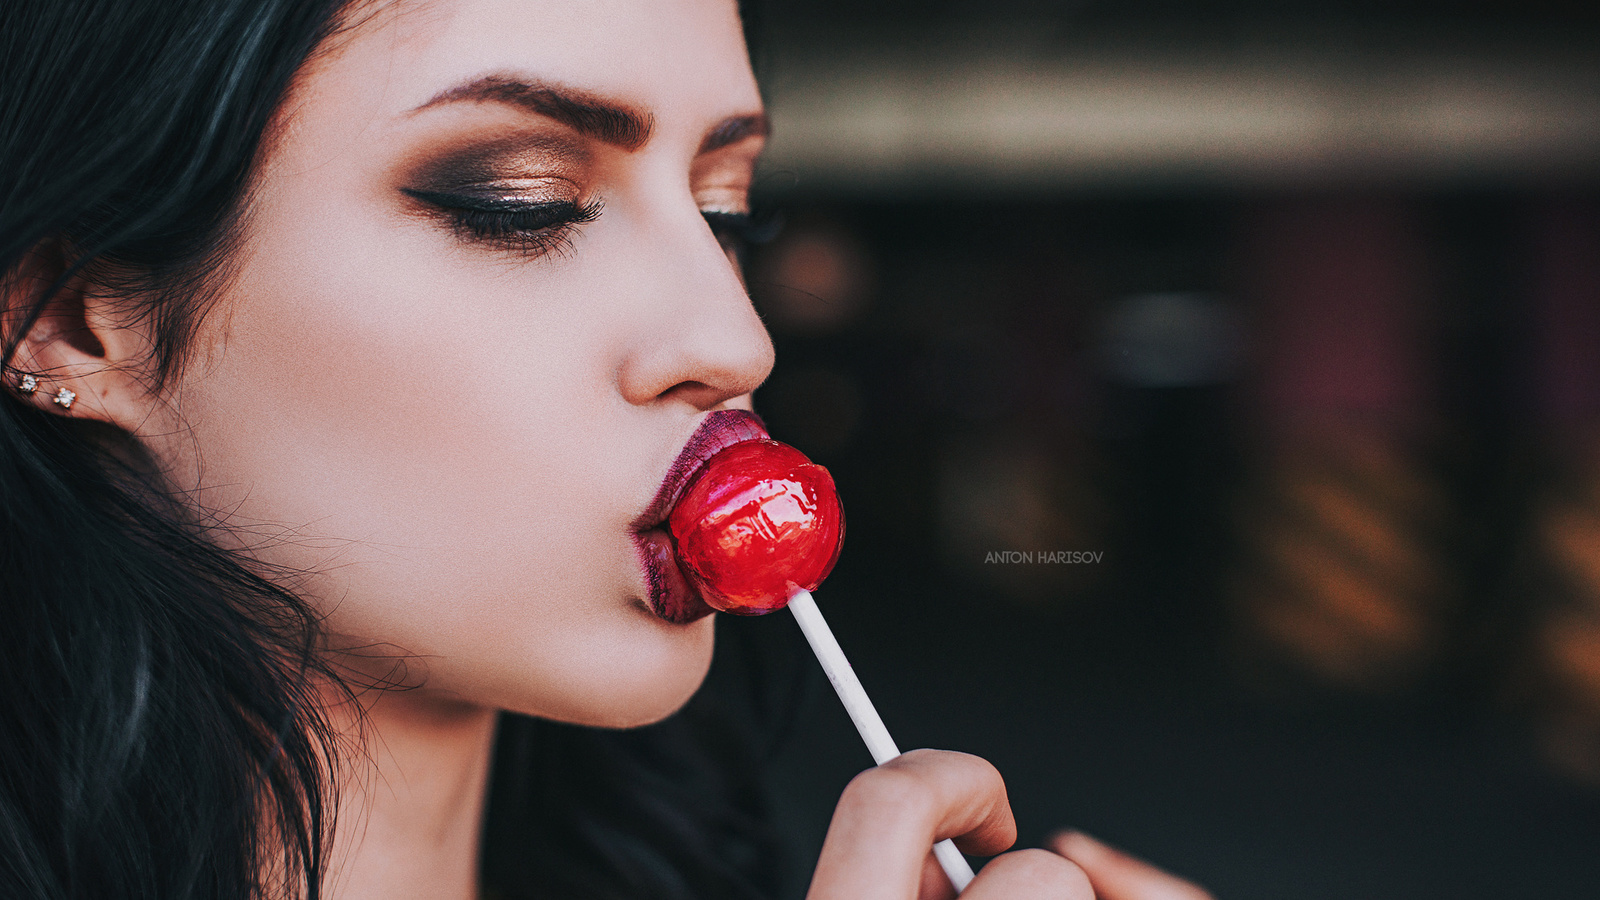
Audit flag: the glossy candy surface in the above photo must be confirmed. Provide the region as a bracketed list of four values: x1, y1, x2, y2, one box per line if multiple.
[667, 439, 844, 614]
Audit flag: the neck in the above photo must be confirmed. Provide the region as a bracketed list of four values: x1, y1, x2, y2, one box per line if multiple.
[323, 687, 498, 900]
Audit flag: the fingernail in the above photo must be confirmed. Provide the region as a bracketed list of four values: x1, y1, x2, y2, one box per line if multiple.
[1049, 829, 1107, 859]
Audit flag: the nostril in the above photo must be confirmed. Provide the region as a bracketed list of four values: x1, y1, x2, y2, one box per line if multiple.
[659, 380, 734, 411]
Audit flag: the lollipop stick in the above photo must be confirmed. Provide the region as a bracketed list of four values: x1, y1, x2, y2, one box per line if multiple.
[787, 588, 977, 893]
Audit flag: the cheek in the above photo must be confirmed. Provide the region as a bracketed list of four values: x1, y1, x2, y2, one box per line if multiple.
[156, 194, 708, 724]
[197, 216, 614, 567]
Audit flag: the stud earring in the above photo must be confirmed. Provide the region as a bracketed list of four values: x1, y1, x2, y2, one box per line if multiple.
[17, 372, 39, 394]
[53, 387, 75, 410]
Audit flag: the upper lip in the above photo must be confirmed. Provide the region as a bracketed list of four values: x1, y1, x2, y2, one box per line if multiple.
[631, 409, 768, 531]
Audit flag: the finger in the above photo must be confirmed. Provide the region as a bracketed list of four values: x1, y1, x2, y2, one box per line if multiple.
[1048, 831, 1214, 900]
[917, 851, 958, 900]
[960, 849, 1094, 900]
[807, 749, 1016, 900]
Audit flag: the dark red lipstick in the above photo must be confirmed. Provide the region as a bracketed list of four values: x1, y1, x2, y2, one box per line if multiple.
[631, 409, 768, 622]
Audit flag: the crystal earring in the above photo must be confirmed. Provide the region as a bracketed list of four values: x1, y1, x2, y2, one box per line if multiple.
[52, 387, 75, 410]
[17, 372, 39, 394]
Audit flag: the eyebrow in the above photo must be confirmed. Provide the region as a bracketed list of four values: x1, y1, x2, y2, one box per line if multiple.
[410, 75, 655, 151]
[410, 75, 768, 157]
[699, 113, 770, 153]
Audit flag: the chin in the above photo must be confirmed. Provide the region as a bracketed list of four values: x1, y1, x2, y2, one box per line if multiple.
[500, 615, 717, 730]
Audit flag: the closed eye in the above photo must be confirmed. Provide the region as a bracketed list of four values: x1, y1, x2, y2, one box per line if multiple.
[701, 209, 782, 262]
[402, 187, 603, 258]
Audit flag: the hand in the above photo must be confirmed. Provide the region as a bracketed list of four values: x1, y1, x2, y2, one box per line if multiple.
[1048, 831, 1214, 900]
[807, 749, 1094, 900]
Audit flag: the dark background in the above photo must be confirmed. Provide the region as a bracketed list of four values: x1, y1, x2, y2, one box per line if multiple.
[706, 2, 1600, 898]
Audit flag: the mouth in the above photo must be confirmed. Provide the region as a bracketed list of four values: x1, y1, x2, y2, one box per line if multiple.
[631, 409, 769, 623]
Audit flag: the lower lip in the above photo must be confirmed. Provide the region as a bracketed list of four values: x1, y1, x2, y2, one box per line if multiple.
[634, 527, 712, 624]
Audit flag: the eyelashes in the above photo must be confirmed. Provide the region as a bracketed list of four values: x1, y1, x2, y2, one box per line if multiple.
[403, 187, 779, 262]
[703, 209, 783, 263]
[402, 187, 602, 257]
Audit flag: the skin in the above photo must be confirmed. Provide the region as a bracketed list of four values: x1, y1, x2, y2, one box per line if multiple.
[8, 1, 1215, 897]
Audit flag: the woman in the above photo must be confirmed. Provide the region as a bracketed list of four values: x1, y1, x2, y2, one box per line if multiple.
[0, 1, 1210, 897]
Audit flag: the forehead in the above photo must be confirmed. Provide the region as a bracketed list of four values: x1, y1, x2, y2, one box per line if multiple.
[292, 0, 758, 142]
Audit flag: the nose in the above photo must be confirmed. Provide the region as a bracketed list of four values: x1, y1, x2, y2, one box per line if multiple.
[616, 206, 775, 411]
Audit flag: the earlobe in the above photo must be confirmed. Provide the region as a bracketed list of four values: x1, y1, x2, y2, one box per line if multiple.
[3, 240, 160, 432]
[5, 369, 75, 410]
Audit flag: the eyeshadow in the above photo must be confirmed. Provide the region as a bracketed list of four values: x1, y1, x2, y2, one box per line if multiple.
[403, 132, 590, 193]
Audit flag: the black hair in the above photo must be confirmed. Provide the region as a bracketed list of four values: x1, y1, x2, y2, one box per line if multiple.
[0, 1, 789, 899]
[2, 2, 356, 897]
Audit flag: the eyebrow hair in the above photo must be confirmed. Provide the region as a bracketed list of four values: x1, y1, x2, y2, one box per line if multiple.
[411, 75, 655, 151]
[699, 113, 770, 154]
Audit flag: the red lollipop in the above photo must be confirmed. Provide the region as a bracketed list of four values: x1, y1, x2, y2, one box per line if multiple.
[666, 433, 974, 891]
[667, 438, 843, 614]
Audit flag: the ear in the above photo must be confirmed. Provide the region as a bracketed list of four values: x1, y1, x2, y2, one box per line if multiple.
[3, 240, 160, 432]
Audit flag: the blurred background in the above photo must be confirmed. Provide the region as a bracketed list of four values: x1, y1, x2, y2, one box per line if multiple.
[715, 1, 1599, 897]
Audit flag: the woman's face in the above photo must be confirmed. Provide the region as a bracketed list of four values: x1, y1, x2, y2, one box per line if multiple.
[146, 0, 773, 726]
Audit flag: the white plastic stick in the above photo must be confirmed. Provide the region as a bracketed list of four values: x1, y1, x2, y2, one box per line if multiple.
[787, 588, 976, 894]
